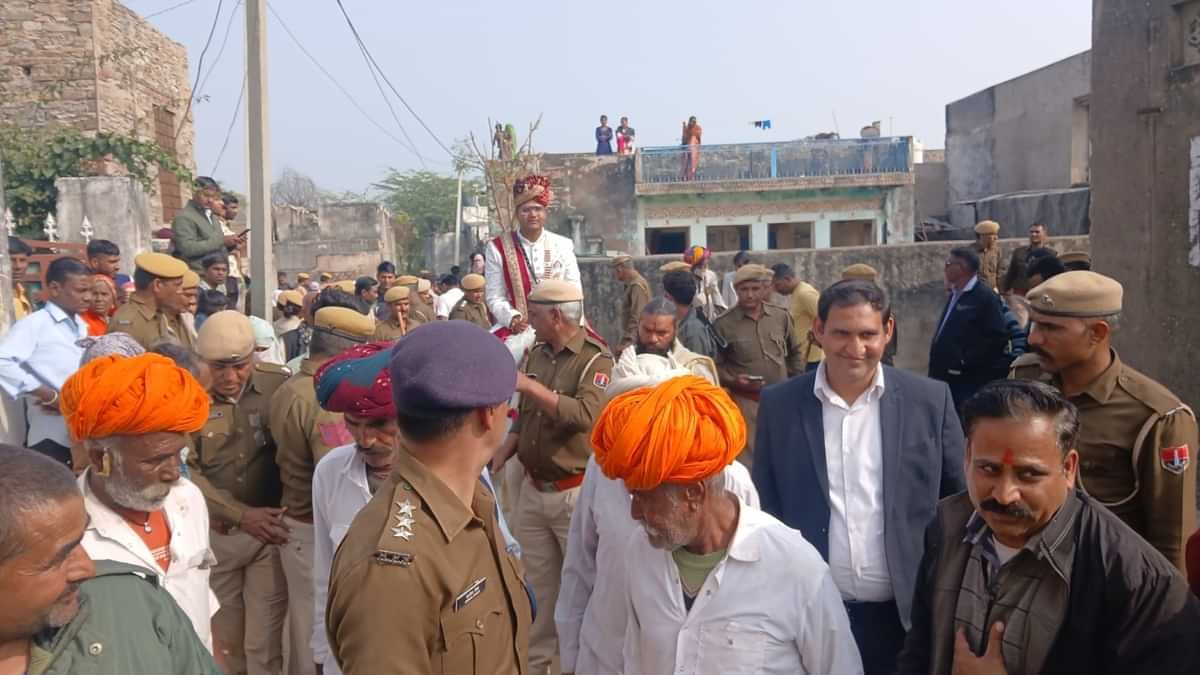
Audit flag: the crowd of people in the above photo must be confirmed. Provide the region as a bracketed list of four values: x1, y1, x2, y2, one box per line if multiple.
[1, 173, 1199, 674]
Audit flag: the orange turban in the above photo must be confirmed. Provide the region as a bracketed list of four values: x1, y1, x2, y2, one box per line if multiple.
[61, 354, 211, 441]
[591, 375, 746, 491]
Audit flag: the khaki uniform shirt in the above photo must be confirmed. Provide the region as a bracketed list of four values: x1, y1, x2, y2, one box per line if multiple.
[409, 305, 433, 330]
[1010, 350, 1198, 570]
[326, 451, 531, 674]
[618, 272, 651, 352]
[788, 281, 824, 365]
[1000, 244, 1057, 293]
[269, 358, 351, 519]
[513, 330, 614, 482]
[974, 242, 1003, 290]
[712, 303, 804, 387]
[373, 318, 407, 342]
[449, 299, 491, 331]
[13, 283, 31, 320]
[108, 295, 194, 351]
[189, 364, 290, 526]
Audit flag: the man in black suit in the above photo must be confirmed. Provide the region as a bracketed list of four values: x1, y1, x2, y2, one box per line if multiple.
[753, 279, 967, 674]
[929, 247, 1010, 408]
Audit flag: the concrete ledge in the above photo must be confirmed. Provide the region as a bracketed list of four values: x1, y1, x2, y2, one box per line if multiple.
[635, 172, 915, 197]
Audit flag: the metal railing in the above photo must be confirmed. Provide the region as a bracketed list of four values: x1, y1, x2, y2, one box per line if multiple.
[636, 136, 912, 185]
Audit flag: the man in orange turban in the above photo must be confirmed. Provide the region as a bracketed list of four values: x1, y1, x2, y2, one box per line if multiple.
[60, 353, 221, 653]
[591, 375, 862, 674]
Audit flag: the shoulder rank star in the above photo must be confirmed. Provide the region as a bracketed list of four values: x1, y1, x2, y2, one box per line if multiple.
[392, 499, 417, 539]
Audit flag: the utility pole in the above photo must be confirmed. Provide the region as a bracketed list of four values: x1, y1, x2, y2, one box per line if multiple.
[0, 155, 12, 334]
[246, 0, 273, 319]
[453, 170, 463, 273]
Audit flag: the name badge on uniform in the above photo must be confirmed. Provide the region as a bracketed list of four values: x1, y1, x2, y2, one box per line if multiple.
[454, 577, 487, 612]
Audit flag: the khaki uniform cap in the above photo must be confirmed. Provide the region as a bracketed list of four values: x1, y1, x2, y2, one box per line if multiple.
[181, 270, 201, 289]
[1026, 270, 1123, 318]
[1060, 251, 1091, 265]
[297, 272, 311, 282]
[734, 264, 769, 286]
[277, 289, 305, 307]
[197, 310, 256, 362]
[842, 263, 880, 281]
[659, 261, 691, 273]
[528, 279, 583, 303]
[332, 279, 356, 293]
[611, 255, 633, 267]
[384, 286, 411, 303]
[314, 306, 375, 338]
[416, 279, 432, 293]
[460, 273, 485, 291]
[974, 220, 1001, 235]
[319, 272, 333, 282]
[396, 274, 420, 286]
[135, 252, 187, 279]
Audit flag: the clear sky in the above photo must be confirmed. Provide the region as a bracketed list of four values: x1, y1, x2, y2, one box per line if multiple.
[129, 0, 1092, 194]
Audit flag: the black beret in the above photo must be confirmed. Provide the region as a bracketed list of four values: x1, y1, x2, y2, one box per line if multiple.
[389, 321, 516, 416]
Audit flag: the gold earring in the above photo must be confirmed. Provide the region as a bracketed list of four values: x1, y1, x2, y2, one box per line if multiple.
[98, 452, 112, 477]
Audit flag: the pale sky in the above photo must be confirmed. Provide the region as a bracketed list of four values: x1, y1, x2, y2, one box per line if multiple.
[129, 0, 1092, 194]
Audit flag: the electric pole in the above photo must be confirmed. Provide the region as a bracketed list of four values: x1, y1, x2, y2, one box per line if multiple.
[246, 0, 273, 318]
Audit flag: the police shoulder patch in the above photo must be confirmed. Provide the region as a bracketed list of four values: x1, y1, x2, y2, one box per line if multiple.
[593, 372, 610, 390]
[1160, 445, 1191, 475]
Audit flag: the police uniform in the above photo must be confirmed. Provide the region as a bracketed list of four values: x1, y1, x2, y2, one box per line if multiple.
[325, 320, 531, 674]
[268, 306, 373, 675]
[972, 220, 1004, 290]
[449, 275, 492, 331]
[1000, 242, 1058, 294]
[1011, 272, 1198, 571]
[714, 265, 805, 467]
[374, 286, 409, 341]
[510, 280, 613, 673]
[109, 253, 194, 350]
[189, 311, 290, 675]
[613, 256, 651, 355]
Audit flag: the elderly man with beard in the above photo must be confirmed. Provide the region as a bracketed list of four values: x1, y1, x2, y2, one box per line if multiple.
[618, 297, 716, 384]
[592, 376, 862, 675]
[556, 352, 751, 675]
[59, 352, 219, 652]
[0, 444, 221, 674]
[898, 381, 1200, 675]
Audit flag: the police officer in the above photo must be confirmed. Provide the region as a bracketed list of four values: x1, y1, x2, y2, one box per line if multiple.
[1000, 222, 1057, 295]
[190, 310, 291, 675]
[1011, 271, 1198, 571]
[973, 220, 1003, 290]
[109, 252, 193, 350]
[612, 255, 651, 355]
[449, 273, 491, 331]
[714, 263, 804, 466]
[394, 274, 434, 328]
[490, 280, 613, 674]
[373, 286, 410, 341]
[268, 307, 373, 675]
[326, 321, 532, 674]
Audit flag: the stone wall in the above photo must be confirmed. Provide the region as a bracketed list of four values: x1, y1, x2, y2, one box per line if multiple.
[0, 1, 195, 222]
[541, 153, 638, 255]
[54, 176, 154, 261]
[915, 160, 949, 223]
[579, 236, 1090, 373]
[275, 202, 397, 280]
[1090, 0, 1200, 410]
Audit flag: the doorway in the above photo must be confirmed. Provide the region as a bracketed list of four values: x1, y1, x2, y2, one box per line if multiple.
[645, 227, 690, 255]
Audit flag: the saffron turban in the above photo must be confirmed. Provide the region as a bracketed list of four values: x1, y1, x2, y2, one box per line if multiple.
[592, 375, 746, 491]
[314, 342, 394, 419]
[683, 246, 711, 266]
[61, 353, 210, 441]
[513, 174, 552, 208]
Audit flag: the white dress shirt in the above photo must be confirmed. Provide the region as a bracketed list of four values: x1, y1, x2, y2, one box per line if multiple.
[720, 269, 739, 310]
[78, 470, 219, 650]
[813, 362, 892, 602]
[484, 228, 581, 328]
[934, 274, 979, 341]
[622, 499, 863, 675]
[694, 268, 729, 322]
[435, 286, 464, 319]
[557, 458, 759, 675]
[0, 302, 87, 447]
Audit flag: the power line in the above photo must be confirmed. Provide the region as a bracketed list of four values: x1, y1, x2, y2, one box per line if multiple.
[197, 0, 243, 98]
[265, 2, 431, 165]
[350, 36, 428, 168]
[332, 0, 455, 159]
[211, 71, 247, 175]
[175, 0, 226, 141]
[144, 0, 201, 19]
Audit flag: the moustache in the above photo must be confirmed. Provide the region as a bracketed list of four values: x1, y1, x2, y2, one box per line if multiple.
[980, 498, 1033, 520]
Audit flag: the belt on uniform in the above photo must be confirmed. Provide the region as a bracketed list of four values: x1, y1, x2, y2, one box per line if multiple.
[528, 472, 585, 493]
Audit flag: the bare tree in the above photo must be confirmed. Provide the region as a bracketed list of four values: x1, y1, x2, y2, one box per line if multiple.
[454, 116, 542, 232]
[271, 167, 323, 210]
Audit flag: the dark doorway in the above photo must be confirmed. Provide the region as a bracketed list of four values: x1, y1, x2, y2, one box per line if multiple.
[646, 227, 689, 255]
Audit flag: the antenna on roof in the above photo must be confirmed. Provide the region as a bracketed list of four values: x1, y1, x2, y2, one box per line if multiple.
[831, 110, 841, 136]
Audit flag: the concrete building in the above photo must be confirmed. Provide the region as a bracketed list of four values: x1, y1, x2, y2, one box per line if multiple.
[946, 51, 1092, 235]
[0, 0, 195, 223]
[274, 202, 398, 281]
[1090, 0, 1200, 409]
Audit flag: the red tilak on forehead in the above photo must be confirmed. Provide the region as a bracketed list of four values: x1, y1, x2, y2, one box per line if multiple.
[1002, 449, 1015, 466]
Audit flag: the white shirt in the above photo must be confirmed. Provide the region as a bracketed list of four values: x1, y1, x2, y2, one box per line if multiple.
[78, 471, 219, 650]
[557, 458, 759, 675]
[813, 361, 892, 602]
[694, 268, 728, 322]
[935, 274, 979, 341]
[0, 302, 87, 447]
[721, 270, 739, 309]
[484, 228, 581, 328]
[622, 499, 864, 675]
[435, 286, 464, 319]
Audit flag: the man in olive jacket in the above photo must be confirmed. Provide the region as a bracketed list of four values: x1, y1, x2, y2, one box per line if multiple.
[898, 381, 1200, 675]
[0, 445, 219, 675]
[172, 176, 244, 272]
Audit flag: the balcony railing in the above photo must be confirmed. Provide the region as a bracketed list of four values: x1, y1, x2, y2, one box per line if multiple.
[636, 136, 912, 185]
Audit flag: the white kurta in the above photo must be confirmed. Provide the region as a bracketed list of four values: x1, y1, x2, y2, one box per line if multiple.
[556, 460, 759, 675]
[483, 228, 581, 328]
[78, 471, 219, 651]
[621, 500, 864, 675]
